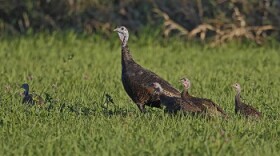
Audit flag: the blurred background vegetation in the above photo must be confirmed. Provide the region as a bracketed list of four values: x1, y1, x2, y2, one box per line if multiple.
[0, 0, 279, 45]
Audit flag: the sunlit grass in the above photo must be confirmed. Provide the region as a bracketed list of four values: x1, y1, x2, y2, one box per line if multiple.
[0, 32, 279, 155]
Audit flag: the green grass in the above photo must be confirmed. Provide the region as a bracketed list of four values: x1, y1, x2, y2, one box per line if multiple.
[0, 32, 279, 155]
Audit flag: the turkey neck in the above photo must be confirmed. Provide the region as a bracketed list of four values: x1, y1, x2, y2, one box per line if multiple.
[121, 45, 135, 67]
[235, 91, 242, 107]
[24, 90, 29, 97]
[181, 88, 191, 99]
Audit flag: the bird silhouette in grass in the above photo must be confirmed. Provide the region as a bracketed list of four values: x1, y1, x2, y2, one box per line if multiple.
[21, 83, 44, 105]
[232, 83, 262, 118]
[180, 78, 227, 118]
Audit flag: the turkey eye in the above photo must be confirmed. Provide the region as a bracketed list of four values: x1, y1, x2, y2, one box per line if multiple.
[121, 27, 124, 30]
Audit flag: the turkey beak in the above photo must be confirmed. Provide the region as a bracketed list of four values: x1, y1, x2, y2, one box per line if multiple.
[113, 28, 119, 32]
[179, 79, 186, 85]
[20, 86, 26, 91]
[179, 78, 185, 83]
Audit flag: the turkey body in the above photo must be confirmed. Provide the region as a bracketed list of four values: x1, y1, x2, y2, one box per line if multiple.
[22, 94, 33, 104]
[146, 82, 202, 114]
[235, 93, 261, 118]
[159, 94, 202, 114]
[181, 91, 227, 117]
[22, 93, 44, 105]
[232, 83, 262, 118]
[21, 83, 44, 105]
[121, 45, 181, 112]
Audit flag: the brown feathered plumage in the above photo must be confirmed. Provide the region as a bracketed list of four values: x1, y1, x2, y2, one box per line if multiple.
[180, 78, 227, 117]
[232, 83, 261, 118]
[147, 82, 202, 114]
[114, 26, 180, 112]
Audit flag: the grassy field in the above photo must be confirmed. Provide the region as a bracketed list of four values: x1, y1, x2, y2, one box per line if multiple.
[0, 31, 279, 155]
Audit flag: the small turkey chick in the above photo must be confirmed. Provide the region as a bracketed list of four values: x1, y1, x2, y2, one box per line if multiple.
[21, 83, 44, 105]
[180, 78, 227, 117]
[232, 83, 261, 118]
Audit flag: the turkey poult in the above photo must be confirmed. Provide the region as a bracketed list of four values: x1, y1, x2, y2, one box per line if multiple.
[114, 26, 180, 112]
[232, 83, 262, 118]
[147, 82, 202, 114]
[21, 83, 44, 105]
[180, 78, 227, 117]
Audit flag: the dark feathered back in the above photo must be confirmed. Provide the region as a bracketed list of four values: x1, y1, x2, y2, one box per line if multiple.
[160, 95, 202, 114]
[180, 79, 227, 117]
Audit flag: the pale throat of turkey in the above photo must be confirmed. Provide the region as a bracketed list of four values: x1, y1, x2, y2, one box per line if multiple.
[184, 82, 189, 90]
[117, 31, 128, 47]
[122, 36, 126, 47]
[121, 35, 128, 47]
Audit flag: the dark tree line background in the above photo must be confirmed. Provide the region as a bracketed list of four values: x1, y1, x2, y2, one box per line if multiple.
[0, 0, 279, 44]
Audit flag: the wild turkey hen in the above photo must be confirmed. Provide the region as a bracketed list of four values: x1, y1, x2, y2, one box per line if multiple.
[232, 83, 261, 118]
[146, 82, 202, 114]
[180, 78, 227, 117]
[21, 83, 44, 105]
[114, 26, 180, 112]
